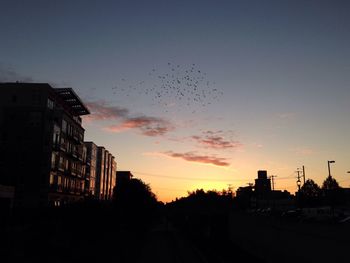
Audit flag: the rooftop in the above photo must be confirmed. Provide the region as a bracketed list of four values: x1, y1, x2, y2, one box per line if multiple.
[54, 88, 90, 116]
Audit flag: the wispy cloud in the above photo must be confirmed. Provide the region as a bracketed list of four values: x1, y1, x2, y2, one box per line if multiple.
[192, 130, 242, 150]
[84, 101, 129, 121]
[162, 151, 230, 167]
[84, 100, 174, 137]
[105, 116, 174, 137]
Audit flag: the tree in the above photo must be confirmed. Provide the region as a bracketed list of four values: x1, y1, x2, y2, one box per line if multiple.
[322, 175, 342, 208]
[300, 179, 321, 198]
[322, 175, 340, 190]
[299, 179, 321, 207]
[113, 178, 159, 223]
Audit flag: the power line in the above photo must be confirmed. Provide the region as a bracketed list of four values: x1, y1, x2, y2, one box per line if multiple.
[133, 171, 252, 182]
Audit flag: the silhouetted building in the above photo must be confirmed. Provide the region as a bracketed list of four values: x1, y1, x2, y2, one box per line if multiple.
[255, 170, 271, 197]
[116, 171, 133, 190]
[84, 141, 98, 198]
[0, 83, 89, 207]
[95, 147, 117, 200]
[236, 185, 255, 209]
[0, 184, 15, 216]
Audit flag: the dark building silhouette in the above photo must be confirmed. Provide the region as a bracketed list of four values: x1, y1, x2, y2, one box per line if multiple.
[0, 83, 89, 207]
[235, 171, 294, 210]
[254, 170, 271, 197]
[0, 184, 15, 216]
[116, 171, 133, 188]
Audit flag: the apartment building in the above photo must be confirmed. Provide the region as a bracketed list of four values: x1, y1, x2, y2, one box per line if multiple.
[0, 83, 89, 207]
[85, 143, 117, 200]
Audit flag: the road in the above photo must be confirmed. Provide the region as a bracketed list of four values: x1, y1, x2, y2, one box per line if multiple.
[136, 222, 207, 263]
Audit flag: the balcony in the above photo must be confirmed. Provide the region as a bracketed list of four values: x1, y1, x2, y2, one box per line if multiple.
[58, 163, 65, 172]
[73, 134, 81, 144]
[59, 143, 67, 152]
[70, 169, 77, 176]
[72, 151, 78, 158]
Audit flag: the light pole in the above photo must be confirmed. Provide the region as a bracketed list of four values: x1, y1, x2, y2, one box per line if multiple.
[327, 160, 335, 177]
[297, 179, 301, 191]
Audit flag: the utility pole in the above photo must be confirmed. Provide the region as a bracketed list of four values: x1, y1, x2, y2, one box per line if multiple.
[302, 165, 306, 185]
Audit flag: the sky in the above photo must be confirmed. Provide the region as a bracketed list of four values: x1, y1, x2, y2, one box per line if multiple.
[1, 0, 350, 202]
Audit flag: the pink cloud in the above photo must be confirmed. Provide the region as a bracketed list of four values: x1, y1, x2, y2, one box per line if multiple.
[83, 101, 129, 121]
[83, 101, 175, 137]
[163, 151, 230, 167]
[192, 130, 242, 149]
[105, 116, 174, 137]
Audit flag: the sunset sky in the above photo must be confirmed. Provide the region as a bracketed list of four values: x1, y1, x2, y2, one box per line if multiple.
[1, 0, 350, 202]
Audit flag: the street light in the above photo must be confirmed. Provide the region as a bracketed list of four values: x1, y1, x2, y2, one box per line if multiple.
[327, 160, 335, 177]
[297, 179, 301, 191]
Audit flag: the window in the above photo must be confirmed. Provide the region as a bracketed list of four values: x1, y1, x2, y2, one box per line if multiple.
[64, 178, 69, 189]
[50, 173, 55, 185]
[62, 119, 67, 133]
[65, 159, 69, 170]
[51, 153, 56, 168]
[47, 98, 54, 109]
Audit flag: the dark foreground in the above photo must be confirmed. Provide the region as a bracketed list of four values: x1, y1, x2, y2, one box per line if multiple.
[1, 205, 263, 263]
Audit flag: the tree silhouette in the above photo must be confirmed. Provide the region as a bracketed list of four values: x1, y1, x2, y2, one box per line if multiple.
[322, 175, 340, 190]
[322, 175, 342, 209]
[300, 179, 321, 197]
[299, 179, 321, 207]
[112, 178, 159, 225]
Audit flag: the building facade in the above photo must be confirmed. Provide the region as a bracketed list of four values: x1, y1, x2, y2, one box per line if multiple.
[84, 141, 98, 198]
[0, 83, 90, 207]
[85, 143, 117, 200]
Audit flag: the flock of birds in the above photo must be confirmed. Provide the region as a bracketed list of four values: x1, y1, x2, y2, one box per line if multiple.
[109, 63, 223, 113]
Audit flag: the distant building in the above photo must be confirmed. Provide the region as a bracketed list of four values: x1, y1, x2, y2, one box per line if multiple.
[0, 83, 89, 207]
[94, 147, 117, 200]
[115, 171, 133, 192]
[116, 171, 133, 183]
[235, 171, 294, 210]
[254, 170, 271, 197]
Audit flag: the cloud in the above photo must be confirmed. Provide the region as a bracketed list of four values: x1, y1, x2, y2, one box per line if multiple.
[162, 151, 230, 167]
[105, 116, 174, 136]
[0, 65, 33, 82]
[84, 101, 129, 121]
[192, 130, 242, 149]
[85, 100, 174, 137]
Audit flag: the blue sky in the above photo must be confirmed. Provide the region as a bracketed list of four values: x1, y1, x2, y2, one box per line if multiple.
[1, 0, 349, 201]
